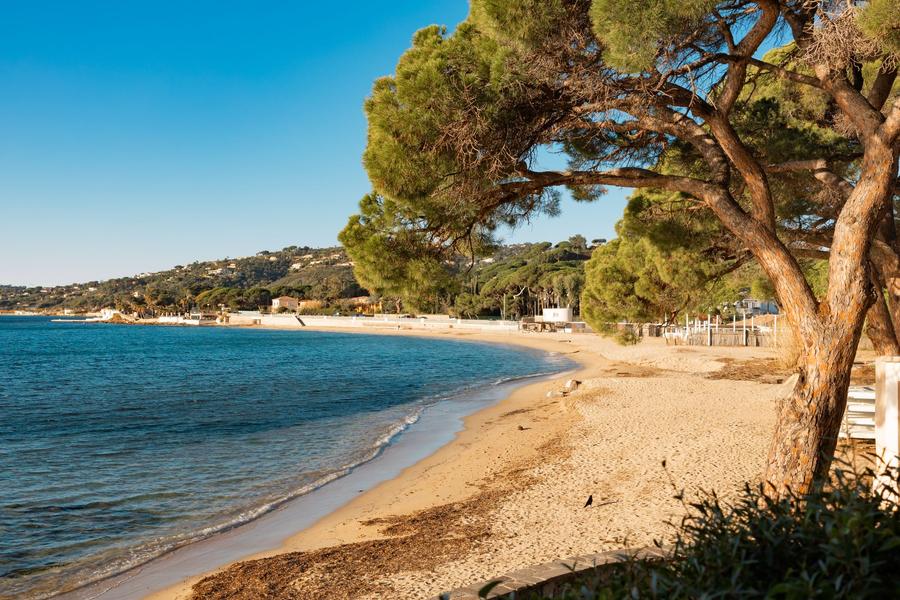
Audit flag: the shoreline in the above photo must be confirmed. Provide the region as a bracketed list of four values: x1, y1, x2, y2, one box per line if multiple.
[156, 329, 784, 599]
[35, 318, 792, 599]
[57, 326, 588, 600]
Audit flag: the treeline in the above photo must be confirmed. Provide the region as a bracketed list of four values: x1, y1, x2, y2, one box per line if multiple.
[4, 234, 792, 321]
[352, 226, 789, 325]
[2, 241, 603, 317]
[450, 237, 594, 319]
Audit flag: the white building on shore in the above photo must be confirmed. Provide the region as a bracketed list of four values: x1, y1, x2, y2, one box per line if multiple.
[541, 307, 573, 324]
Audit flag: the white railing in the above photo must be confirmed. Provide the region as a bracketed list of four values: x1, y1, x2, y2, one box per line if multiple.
[841, 387, 876, 441]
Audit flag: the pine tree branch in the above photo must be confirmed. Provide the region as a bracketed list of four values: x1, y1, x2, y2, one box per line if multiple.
[505, 166, 718, 200]
[714, 0, 780, 114]
[868, 64, 898, 111]
[765, 158, 856, 198]
[745, 58, 821, 88]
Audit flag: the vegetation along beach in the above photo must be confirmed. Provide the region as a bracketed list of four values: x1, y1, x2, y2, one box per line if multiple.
[2, 0, 899, 599]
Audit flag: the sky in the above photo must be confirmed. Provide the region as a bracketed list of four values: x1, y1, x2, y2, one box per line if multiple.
[0, 1, 629, 286]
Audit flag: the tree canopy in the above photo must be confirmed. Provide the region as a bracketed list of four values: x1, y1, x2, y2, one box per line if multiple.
[459, 239, 592, 318]
[342, 0, 900, 494]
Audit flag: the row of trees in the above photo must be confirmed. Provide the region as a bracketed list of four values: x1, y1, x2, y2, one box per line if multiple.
[580, 191, 830, 327]
[133, 235, 791, 320]
[341, 0, 900, 494]
[453, 238, 592, 318]
[333, 228, 782, 322]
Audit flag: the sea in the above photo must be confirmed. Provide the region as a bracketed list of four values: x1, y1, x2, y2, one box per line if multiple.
[0, 316, 571, 599]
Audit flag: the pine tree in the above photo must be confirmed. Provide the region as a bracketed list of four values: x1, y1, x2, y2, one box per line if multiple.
[342, 0, 900, 494]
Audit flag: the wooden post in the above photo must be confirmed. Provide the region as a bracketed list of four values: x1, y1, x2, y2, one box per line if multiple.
[876, 357, 900, 497]
[742, 310, 748, 346]
[774, 314, 778, 348]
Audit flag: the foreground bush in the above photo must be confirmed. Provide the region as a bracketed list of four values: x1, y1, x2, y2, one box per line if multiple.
[592, 322, 642, 346]
[533, 465, 900, 599]
[612, 328, 640, 346]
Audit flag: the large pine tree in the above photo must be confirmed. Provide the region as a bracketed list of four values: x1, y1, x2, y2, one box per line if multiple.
[341, 0, 900, 494]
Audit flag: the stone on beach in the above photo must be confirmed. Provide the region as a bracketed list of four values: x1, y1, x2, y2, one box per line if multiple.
[564, 379, 581, 393]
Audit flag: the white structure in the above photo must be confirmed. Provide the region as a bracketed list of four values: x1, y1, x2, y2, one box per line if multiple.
[271, 296, 299, 312]
[542, 307, 573, 324]
[841, 387, 876, 440]
[83, 308, 122, 322]
[876, 357, 900, 495]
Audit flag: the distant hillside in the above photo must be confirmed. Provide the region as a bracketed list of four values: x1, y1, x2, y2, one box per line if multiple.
[0, 246, 364, 313]
[1, 240, 596, 316]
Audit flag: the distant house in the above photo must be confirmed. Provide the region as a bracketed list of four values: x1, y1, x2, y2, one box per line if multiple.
[271, 296, 299, 312]
[734, 298, 779, 315]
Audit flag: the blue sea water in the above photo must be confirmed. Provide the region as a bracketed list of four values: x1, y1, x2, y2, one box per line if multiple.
[0, 316, 569, 599]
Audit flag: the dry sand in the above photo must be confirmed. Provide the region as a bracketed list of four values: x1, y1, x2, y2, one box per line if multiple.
[149, 329, 790, 600]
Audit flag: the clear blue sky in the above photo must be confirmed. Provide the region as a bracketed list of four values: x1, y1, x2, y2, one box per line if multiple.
[0, 1, 628, 286]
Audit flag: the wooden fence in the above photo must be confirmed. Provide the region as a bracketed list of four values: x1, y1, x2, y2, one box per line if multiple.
[677, 329, 775, 347]
[648, 323, 781, 347]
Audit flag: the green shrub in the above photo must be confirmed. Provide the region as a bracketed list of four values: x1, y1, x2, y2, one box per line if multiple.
[613, 328, 640, 346]
[529, 464, 900, 598]
[593, 322, 641, 345]
[594, 322, 617, 336]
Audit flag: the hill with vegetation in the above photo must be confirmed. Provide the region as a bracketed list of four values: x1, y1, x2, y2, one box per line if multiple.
[1, 240, 598, 316]
[0, 246, 365, 314]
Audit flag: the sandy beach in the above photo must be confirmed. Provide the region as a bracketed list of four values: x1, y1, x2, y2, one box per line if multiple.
[130, 325, 801, 600]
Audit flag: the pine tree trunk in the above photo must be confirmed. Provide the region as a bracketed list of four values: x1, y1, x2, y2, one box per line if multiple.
[866, 286, 900, 355]
[874, 196, 899, 344]
[870, 244, 900, 349]
[759, 136, 897, 494]
[886, 275, 900, 346]
[764, 317, 864, 494]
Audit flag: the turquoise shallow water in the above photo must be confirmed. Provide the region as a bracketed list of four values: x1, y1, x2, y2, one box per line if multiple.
[0, 316, 569, 599]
